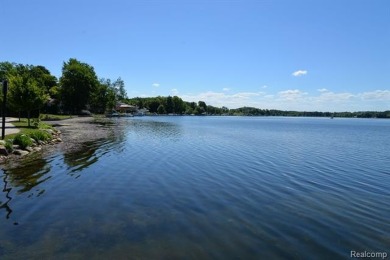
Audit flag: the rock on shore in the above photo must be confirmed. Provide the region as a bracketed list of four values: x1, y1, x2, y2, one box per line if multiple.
[0, 129, 63, 164]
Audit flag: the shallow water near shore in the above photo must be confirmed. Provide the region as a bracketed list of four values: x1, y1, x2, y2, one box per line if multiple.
[1, 116, 389, 259]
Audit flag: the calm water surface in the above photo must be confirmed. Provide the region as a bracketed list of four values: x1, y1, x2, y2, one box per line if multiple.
[1, 117, 389, 259]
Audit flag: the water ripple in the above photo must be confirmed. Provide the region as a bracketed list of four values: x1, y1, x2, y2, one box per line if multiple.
[1, 117, 389, 259]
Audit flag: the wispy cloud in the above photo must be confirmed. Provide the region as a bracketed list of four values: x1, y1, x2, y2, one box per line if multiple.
[278, 89, 308, 101]
[317, 88, 328, 92]
[180, 91, 265, 108]
[292, 70, 308, 77]
[360, 90, 390, 100]
[144, 85, 389, 111]
[171, 88, 179, 95]
[317, 91, 356, 102]
[141, 88, 389, 112]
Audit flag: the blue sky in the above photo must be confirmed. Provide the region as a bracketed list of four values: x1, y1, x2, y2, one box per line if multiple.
[1, 0, 389, 111]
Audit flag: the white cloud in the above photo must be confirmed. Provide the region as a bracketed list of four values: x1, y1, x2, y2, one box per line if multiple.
[152, 83, 160, 87]
[140, 87, 389, 112]
[222, 88, 230, 92]
[278, 89, 308, 101]
[231, 92, 263, 99]
[292, 70, 308, 77]
[180, 91, 265, 108]
[360, 90, 390, 100]
[317, 91, 356, 102]
[171, 88, 179, 95]
[262, 85, 268, 89]
[317, 88, 328, 92]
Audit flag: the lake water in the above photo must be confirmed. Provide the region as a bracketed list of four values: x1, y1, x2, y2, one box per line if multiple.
[1, 116, 389, 259]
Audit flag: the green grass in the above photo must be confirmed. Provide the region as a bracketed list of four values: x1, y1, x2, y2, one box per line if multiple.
[41, 114, 72, 121]
[5, 118, 54, 141]
[13, 134, 33, 149]
[29, 130, 52, 142]
[11, 119, 53, 129]
[5, 139, 13, 152]
[3, 118, 56, 151]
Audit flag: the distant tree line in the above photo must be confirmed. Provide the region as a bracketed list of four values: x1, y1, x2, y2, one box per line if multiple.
[1, 59, 389, 121]
[125, 99, 390, 118]
[126, 96, 226, 115]
[227, 107, 390, 118]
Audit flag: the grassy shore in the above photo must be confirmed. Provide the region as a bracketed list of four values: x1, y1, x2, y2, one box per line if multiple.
[40, 114, 73, 121]
[6, 119, 53, 140]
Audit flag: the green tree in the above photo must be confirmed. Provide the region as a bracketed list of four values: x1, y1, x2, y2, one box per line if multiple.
[90, 79, 116, 113]
[194, 106, 205, 115]
[1, 63, 59, 118]
[198, 101, 207, 112]
[221, 106, 229, 114]
[59, 58, 99, 114]
[28, 65, 58, 114]
[157, 104, 166, 114]
[0, 62, 17, 106]
[147, 99, 160, 113]
[113, 77, 127, 101]
[0, 62, 16, 80]
[172, 96, 185, 114]
[8, 73, 49, 126]
[185, 106, 194, 114]
[166, 96, 174, 113]
[30, 65, 57, 91]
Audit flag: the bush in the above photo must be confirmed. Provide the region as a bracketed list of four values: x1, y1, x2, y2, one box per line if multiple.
[29, 130, 52, 142]
[13, 134, 33, 149]
[5, 139, 13, 152]
[31, 118, 40, 128]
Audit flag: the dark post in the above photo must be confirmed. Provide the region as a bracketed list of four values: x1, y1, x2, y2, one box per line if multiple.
[2, 80, 8, 140]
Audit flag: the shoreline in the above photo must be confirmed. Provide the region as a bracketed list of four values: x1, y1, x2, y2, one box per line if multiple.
[1, 116, 114, 170]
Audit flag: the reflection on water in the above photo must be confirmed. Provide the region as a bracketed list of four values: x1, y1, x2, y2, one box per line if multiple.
[127, 119, 183, 140]
[4, 156, 51, 194]
[0, 121, 126, 221]
[63, 140, 101, 174]
[0, 174, 12, 219]
[0, 117, 389, 259]
[0, 154, 50, 220]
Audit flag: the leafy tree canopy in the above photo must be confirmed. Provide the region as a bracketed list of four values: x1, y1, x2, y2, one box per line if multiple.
[113, 77, 127, 101]
[59, 58, 99, 114]
[90, 78, 117, 114]
[8, 71, 49, 126]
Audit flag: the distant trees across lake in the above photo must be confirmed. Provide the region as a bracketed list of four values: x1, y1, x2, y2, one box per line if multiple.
[126, 96, 226, 115]
[225, 107, 390, 118]
[126, 97, 390, 118]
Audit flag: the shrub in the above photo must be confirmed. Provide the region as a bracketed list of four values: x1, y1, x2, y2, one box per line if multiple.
[13, 134, 33, 149]
[5, 139, 13, 152]
[31, 118, 40, 128]
[29, 130, 52, 142]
